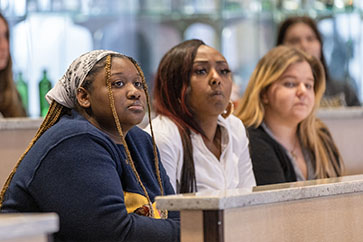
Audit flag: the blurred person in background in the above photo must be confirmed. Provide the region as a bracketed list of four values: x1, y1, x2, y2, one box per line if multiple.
[0, 13, 26, 117]
[277, 15, 360, 107]
[235, 46, 344, 185]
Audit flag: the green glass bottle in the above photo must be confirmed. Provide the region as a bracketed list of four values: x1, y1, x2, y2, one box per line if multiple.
[39, 69, 52, 117]
[16, 71, 28, 114]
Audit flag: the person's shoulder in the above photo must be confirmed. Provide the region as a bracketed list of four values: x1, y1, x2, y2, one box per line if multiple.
[219, 114, 246, 131]
[224, 114, 243, 125]
[150, 115, 177, 127]
[128, 126, 152, 141]
[246, 125, 271, 142]
[246, 125, 262, 134]
[145, 115, 180, 137]
[23, 113, 118, 168]
[46, 111, 110, 143]
[247, 126, 280, 158]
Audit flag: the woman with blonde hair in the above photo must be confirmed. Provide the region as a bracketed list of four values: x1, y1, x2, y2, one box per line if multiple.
[235, 45, 344, 185]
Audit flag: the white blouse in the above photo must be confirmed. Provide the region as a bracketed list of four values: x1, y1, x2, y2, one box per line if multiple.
[144, 114, 256, 193]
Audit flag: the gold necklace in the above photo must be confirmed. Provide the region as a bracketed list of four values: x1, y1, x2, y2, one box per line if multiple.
[290, 137, 298, 160]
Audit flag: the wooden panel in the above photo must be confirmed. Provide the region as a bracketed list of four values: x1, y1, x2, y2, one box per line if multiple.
[1, 234, 48, 242]
[203, 210, 224, 242]
[181, 210, 204, 242]
[224, 192, 363, 242]
[322, 118, 363, 175]
[0, 129, 35, 186]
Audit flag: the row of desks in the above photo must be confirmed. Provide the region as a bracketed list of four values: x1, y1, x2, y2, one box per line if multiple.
[1, 108, 363, 241]
[1, 108, 363, 186]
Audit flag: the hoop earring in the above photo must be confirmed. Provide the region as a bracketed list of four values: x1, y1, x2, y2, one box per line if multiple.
[222, 101, 234, 119]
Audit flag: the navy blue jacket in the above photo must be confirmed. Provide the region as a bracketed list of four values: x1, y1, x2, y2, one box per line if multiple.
[1, 111, 180, 242]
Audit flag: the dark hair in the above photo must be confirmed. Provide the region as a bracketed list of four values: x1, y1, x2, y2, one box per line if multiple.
[0, 13, 26, 117]
[153, 39, 206, 193]
[276, 16, 330, 83]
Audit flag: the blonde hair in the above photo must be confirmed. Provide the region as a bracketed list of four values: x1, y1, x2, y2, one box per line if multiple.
[0, 55, 164, 215]
[235, 45, 344, 178]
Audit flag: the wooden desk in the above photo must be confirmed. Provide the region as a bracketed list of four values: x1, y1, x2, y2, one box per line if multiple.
[156, 175, 363, 242]
[1, 108, 363, 186]
[0, 213, 58, 242]
[0, 118, 42, 187]
[318, 107, 363, 175]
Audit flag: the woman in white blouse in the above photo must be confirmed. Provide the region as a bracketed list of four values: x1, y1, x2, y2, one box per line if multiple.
[145, 39, 255, 193]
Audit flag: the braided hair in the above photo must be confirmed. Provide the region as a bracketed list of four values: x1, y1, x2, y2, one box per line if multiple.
[0, 53, 164, 217]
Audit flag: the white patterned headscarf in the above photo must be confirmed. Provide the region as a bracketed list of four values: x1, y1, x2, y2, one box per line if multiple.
[46, 49, 121, 109]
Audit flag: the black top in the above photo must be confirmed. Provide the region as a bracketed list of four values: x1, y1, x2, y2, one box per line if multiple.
[247, 126, 297, 186]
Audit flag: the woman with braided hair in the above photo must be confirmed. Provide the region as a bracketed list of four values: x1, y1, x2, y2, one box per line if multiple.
[0, 50, 180, 242]
[145, 39, 255, 193]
